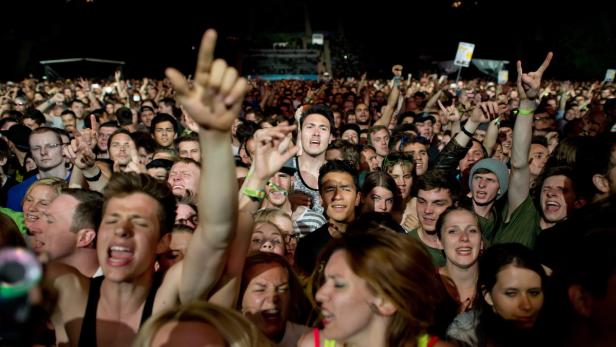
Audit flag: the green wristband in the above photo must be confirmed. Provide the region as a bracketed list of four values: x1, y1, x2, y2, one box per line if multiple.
[242, 187, 265, 202]
[518, 108, 534, 116]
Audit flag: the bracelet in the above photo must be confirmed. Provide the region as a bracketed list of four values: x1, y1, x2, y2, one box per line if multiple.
[242, 187, 265, 202]
[461, 127, 474, 138]
[517, 108, 534, 116]
[84, 168, 102, 182]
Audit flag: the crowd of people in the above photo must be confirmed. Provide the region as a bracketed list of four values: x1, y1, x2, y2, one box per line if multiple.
[0, 28, 615, 347]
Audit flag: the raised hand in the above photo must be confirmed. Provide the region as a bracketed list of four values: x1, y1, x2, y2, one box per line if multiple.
[469, 101, 499, 124]
[252, 124, 299, 181]
[517, 52, 553, 100]
[438, 100, 461, 122]
[165, 29, 247, 132]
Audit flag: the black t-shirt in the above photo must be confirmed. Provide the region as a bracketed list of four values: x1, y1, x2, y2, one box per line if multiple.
[294, 223, 332, 276]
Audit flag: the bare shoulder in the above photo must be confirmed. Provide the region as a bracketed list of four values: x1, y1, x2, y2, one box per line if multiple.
[296, 330, 314, 347]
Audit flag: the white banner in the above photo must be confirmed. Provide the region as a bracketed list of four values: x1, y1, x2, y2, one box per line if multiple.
[605, 69, 616, 82]
[454, 42, 475, 67]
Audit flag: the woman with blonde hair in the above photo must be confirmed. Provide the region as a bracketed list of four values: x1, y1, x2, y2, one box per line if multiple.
[133, 301, 272, 347]
[21, 177, 67, 233]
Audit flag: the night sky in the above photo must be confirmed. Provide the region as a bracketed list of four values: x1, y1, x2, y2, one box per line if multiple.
[1, 0, 614, 81]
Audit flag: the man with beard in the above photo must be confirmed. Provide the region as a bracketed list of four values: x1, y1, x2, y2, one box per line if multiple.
[354, 103, 371, 130]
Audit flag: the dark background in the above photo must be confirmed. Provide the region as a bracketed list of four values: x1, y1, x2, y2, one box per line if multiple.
[1, 0, 614, 81]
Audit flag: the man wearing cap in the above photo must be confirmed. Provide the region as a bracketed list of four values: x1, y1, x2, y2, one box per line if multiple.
[262, 159, 326, 236]
[466, 158, 509, 242]
[340, 123, 360, 145]
[7, 127, 71, 211]
[1, 124, 35, 183]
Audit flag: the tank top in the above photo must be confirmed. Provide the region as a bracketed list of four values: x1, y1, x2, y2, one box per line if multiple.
[77, 275, 161, 347]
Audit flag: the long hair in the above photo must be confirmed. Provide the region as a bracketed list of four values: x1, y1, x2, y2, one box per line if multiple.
[315, 229, 448, 346]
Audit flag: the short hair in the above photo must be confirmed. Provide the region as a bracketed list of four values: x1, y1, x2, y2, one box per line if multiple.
[318, 160, 359, 192]
[22, 109, 46, 126]
[29, 126, 62, 145]
[23, 177, 68, 207]
[107, 128, 134, 151]
[382, 151, 415, 177]
[300, 104, 335, 132]
[534, 165, 579, 203]
[415, 170, 460, 204]
[61, 189, 104, 234]
[171, 157, 201, 169]
[150, 113, 179, 134]
[115, 107, 134, 126]
[531, 136, 548, 148]
[367, 125, 390, 144]
[327, 140, 360, 168]
[103, 173, 177, 236]
[60, 109, 76, 119]
[99, 121, 120, 130]
[175, 132, 199, 148]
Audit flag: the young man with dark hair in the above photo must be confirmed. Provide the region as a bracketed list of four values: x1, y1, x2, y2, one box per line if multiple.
[175, 132, 201, 162]
[150, 113, 179, 148]
[368, 125, 390, 166]
[408, 169, 459, 267]
[290, 104, 335, 214]
[294, 160, 360, 276]
[45, 29, 249, 346]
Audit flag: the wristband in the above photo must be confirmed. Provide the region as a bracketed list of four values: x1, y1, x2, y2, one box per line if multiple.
[461, 127, 474, 138]
[84, 168, 102, 182]
[242, 187, 265, 202]
[517, 108, 534, 116]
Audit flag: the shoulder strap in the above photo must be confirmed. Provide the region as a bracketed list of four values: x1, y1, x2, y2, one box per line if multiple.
[78, 277, 104, 347]
[140, 272, 162, 326]
[313, 328, 320, 347]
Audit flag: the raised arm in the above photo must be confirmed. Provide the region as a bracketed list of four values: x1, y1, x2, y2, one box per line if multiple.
[374, 85, 400, 127]
[208, 125, 299, 307]
[507, 52, 553, 220]
[165, 29, 248, 303]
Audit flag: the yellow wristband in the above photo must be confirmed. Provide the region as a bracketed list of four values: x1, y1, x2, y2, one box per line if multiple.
[242, 187, 265, 201]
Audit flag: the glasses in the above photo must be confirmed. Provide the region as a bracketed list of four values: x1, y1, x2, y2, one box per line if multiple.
[284, 233, 299, 243]
[155, 128, 174, 134]
[31, 143, 61, 153]
[177, 214, 198, 227]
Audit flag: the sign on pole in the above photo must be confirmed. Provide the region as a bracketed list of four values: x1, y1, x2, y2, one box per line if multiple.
[312, 33, 324, 45]
[605, 69, 616, 82]
[498, 70, 509, 84]
[454, 42, 475, 67]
